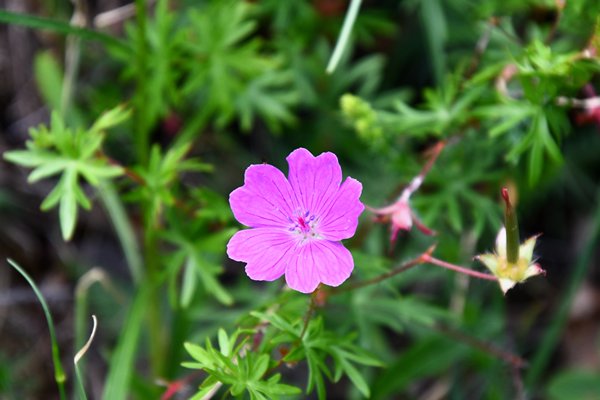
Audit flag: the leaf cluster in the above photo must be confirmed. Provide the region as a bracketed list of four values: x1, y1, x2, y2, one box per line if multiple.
[3, 107, 129, 239]
[183, 328, 301, 400]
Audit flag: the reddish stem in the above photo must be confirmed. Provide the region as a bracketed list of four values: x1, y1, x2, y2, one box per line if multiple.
[421, 254, 497, 281]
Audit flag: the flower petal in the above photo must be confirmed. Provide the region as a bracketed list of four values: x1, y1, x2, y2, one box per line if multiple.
[318, 177, 364, 240]
[519, 234, 540, 262]
[286, 148, 342, 217]
[498, 278, 516, 294]
[523, 263, 545, 280]
[285, 240, 354, 293]
[475, 253, 499, 274]
[230, 164, 298, 228]
[227, 228, 294, 281]
[495, 227, 507, 257]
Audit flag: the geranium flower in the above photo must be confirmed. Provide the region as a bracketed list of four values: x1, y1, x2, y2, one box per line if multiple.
[227, 148, 364, 293]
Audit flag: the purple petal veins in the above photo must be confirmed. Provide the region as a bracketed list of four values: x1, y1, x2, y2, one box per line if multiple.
[226, 148, 364, 293]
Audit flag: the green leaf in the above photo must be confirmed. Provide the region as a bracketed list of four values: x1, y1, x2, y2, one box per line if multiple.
[183, 342, 212, 366]
[59, 169, 78, 240]
[0, 10, 127, 51]
[546, 369, 600, 400]
[102, 285, 150, 400]
[89, 106, 131, 135]
[528, 140, 544, 186]
[218, 329, 230, 357]
[3, 150, 56, 167]
[250, 354, 269, 381]
[34, 51, 63, 112]
[40, 180, 65, 211]
[338, 357, 370, 397]
[7, 259, 66, 399]
[28, 159, 68, 182]
[179, 257, 197, 308]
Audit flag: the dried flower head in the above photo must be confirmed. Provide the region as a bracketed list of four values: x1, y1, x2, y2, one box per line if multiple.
[475, 188, 545, 293]
[227, 148, 364, 293]
[476, 227, 544, 294]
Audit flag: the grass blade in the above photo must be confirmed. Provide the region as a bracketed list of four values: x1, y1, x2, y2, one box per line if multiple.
[102, 284, 150, 400]
[326, 0, 363, 74]
[74, 315, 98, 400]
[6, 259, 67, 400]
[0, 10, 127, 51]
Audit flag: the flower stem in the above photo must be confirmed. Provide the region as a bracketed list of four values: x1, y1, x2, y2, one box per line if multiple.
[434, 323, 527, 368]
[421, 254, 498, 281]
[332, 251, 429, 294]
[299, 292, 318, 340]
[502, 188, 520, 264]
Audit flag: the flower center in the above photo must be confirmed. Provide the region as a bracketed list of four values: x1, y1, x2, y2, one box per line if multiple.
[289, 210, 319, 240]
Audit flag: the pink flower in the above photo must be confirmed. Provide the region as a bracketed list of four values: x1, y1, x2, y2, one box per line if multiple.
[226, 148, 364, 293]
[369, 176, 435, 243]
[368, 141, 443, 244]
[369, 195, 434, 243]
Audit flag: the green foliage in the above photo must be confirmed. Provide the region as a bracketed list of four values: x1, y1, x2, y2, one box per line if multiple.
[183, 328, 301, 399]
[3, 107, 127, 239]
[183, 1, 298, 132]
[546, 369, 600, 400]
[128, 143, 211, 225]
[252, 311, 382, 399]
[1, 0, 599, 399]
[163, 207, 235, 306]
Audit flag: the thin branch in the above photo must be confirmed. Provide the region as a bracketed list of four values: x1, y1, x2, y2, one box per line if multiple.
[331, 247, 435, 294]
[556, 96, 600, 109]
[299, 292, 318, 340]
[434, 323, 527, 369]
[422, 254, 498, 281]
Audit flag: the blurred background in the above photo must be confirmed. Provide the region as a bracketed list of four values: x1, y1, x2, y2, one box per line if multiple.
[1, 0, 599, 399]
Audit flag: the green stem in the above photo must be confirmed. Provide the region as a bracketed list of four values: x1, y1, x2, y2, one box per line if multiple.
[526, 190, 600, 387]
[60, 0, 85, 118]
[502, 188, 520, 264]
[97, 182, 143, 283]
[6, 259, 67, 400]
[144, 225, 166, 376]
[326, 0, 363, 74]
[102, 283, 151, 400]
[133, 0, 149, 164]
